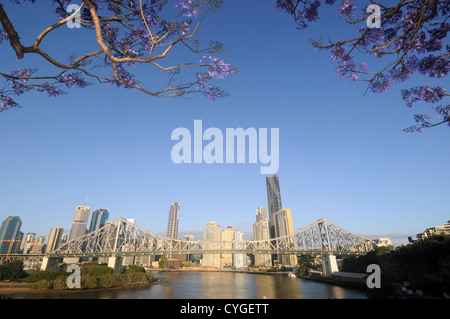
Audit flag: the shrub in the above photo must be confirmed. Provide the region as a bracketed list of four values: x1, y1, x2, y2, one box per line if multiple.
[29, 279, 52, 290]
[88, 265, 113, 277]
[0, 260, 24, 281]
[124, 265, 145, 274]
[81, 276, 100, 289]
[25, 270, 68, 283]
[52, 276, 70, 290]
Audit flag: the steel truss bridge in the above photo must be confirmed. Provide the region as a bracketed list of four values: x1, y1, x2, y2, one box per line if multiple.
[0, 217, 378, 266]
[54, 217, 376, 257]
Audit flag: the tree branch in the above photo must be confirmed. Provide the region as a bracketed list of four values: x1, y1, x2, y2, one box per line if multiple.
[0, 4, 24, 59]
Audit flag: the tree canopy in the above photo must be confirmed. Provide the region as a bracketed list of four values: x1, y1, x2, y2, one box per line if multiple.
[276, 0, 449, 132]
[0, 0, 448, 132]
[0, 0, 235, 112]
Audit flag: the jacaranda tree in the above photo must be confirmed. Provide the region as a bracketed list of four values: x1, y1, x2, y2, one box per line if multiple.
[0, 0, 236, 112]
[276, 0, 449, 132]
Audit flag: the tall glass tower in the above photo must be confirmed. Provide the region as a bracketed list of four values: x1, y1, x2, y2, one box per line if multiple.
[0, 216, 22, 254]
[266, 174, 282, 239]
[88, 209, 110, 233]
[167, 203, 180, 239]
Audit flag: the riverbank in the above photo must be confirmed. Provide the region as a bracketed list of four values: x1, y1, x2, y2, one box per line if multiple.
[0, 273, 159, 297]
[0, 282, 39, 296]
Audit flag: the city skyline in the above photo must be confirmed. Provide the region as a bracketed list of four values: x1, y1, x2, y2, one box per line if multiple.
[1, 1, 449, 250]
[3, 170, 447, 250]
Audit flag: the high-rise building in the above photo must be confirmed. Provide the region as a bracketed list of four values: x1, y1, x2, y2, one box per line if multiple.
[253, 213, 271, 267]
[233, 231, 245, 269]
[167, 202, 180, 240]
[203, 221, 221, 268]
[266, 174, 282, 239]
[45, 227, 64, 253]
[273, 208, 297, 266]
[22, 232, 36, 254]
[69, 205, 91, 241]
[256, 207, 268, 222]
[0, 216, 22, 254]
[221, 226, 234, 267]
[88, 209, 110, 233]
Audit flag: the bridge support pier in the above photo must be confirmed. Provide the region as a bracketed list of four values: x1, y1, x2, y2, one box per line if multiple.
[322, 254, 339, 277]
[108, 256, 123, 274]
[41, 257, 59, 271]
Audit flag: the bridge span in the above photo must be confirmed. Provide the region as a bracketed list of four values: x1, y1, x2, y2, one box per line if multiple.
[2, 217, 378, 277]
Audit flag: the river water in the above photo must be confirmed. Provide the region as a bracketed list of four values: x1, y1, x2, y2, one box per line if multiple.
[9, 271, 366, 299]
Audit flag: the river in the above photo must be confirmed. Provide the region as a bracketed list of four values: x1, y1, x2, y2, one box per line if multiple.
[7, 271, 367, 299]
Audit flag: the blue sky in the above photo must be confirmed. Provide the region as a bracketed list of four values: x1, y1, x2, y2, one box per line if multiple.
[0, 1, 449, 247]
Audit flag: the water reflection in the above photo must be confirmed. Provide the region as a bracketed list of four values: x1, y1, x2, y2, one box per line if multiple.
[10, 271, 366, 299]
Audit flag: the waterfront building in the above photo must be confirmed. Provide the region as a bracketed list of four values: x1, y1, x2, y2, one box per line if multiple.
[233, 231, 245, 269]
[203, 221, 221, 268]
[253, 217, 271, 267]
[88, 209, 110, 233]
[417, 222, 450, 240]
[221, 226, 234, 267]
[167, 202, 180, 240]
[68, 205, 91, 241]
[273, 208, 298, 266]
[0, 216, 22, 254]
[45, 227, 64, 253]
[30, 243, 44, 254]
[376, 237, 393, 249]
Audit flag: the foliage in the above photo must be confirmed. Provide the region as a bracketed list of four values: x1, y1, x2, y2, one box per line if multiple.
[27, 267, 153, 290]
[80, 262, 100, 276]
[29, 279, 53, 290]
[0, 0, 236, 112]
[158, 256, 168, 268]
[87, 265, 113, 276]
[341, 236, 450, 295]
[297, 255, 314, 276]
[124, 264, 146, 274]
[24, 270, 69, 282]
[277, 0, 449, 132]
[0, 260, 25, 281]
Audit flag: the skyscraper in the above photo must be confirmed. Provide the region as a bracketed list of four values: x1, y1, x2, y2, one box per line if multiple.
[69, 205, 91, 241]
[233, 231, 245, 269]
[45, 227, 64, 253]
[0, 216, 22, 254]
[167, 202, 180, 239]
[273, 208, 297, 266]
[253, 208, 271, 266]
[256, 207, 268, 222]
[203, 221, 221, 268]
[22, 232, 36, 254]
[221, 226, 234, 267]
[266, 174, 282, 239]
[88, 209, 110, 233]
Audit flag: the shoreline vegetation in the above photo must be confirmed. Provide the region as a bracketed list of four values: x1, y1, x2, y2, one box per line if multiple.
[0, 263, 154, 295]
